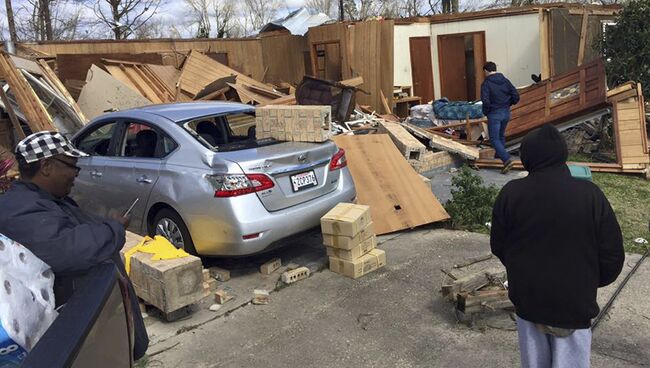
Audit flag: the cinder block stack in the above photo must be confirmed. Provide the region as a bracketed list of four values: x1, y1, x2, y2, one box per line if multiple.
[320, 203, 386, 279]
[255, 105, 332, 143]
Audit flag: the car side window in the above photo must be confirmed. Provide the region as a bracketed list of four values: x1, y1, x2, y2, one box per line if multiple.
[120, 122, 177, 159]
[76, 122, 119, 156]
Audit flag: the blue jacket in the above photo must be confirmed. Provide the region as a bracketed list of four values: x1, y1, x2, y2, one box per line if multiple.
[0, 181, 148, 359]
[480, 73, 520, 115]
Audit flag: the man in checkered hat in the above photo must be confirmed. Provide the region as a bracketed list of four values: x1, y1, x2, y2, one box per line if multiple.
[0, 131, 149, 360]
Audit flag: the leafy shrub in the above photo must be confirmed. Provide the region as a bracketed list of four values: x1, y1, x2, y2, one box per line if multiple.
[444, 166, 499, 231]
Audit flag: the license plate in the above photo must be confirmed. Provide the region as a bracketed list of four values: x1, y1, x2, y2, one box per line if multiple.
[290, 171, 318, 192]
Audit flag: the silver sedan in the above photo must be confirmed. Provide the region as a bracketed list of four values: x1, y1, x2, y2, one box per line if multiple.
[71, 102, 356, 256]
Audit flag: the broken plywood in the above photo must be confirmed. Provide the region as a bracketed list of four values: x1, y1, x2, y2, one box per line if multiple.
[178, 50, 282, 100]
[103, 59, 175, 104]
[333, 134, 449, 235]
[78, 65, 152, 120]
[0, 52, 55, 132]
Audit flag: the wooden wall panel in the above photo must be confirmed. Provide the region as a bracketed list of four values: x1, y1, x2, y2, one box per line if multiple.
[56, 53, 163, 83]
[506, 59, 606, 139]
[260, 35, 310, 85]
[27, 39, 266, 82]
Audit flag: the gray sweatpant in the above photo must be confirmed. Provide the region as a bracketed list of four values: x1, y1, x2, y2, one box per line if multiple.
[516, 316, 592, 368]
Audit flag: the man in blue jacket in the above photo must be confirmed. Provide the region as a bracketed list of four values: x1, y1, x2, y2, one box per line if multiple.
[0, 131, 148, 360]
[480, 61, 520, 173]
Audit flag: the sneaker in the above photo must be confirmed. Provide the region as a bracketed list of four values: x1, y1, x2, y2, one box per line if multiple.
[501, 160, 514, 174]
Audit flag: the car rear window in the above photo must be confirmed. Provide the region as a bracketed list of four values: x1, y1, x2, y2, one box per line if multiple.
[181, 112, 278, 152]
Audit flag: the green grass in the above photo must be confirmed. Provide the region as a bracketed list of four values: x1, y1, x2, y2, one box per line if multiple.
[593, 172, 650, 254]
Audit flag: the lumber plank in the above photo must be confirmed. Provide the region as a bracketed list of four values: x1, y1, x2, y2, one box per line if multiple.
[332, 134, 449, 235]
[403, 123, 480, 160]
[0, 52, 55, 132]
[578, 14, 588, 66]
[37, 60, 87, 124]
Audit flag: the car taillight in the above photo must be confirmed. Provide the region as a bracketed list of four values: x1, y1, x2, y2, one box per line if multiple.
[329, 149, 347, 171]
[206, 173, 275, 197]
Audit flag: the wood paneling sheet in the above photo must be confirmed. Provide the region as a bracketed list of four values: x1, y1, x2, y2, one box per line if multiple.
[56, 53, 163, 83]
[178, 50, 277, 99]
[507, 58, 606, 139]
[333, 134, 449, 235]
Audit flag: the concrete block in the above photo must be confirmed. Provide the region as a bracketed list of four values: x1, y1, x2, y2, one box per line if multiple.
[256, 105, 332, 143]
[329, 249, 386, 279]
[209, 266, 231, 282]
[260, 258, 282, 275]
[323, 222, 375, 250]
[326, 235, 377, 261]
[377, 121, 427, 161]
[120, 232, 204, 314]
[281, 267, 311, 284]
[320, 203, 371, 237]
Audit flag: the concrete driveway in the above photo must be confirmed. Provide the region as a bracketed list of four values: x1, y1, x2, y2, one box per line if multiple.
[139, 228, 650, 368]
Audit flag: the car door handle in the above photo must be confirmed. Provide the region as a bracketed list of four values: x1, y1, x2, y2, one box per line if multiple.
[136, 176, 153, 184]
[90, 170, 103, 178]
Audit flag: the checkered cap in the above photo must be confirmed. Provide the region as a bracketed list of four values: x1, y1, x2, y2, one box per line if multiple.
[15, 131, 88, 163]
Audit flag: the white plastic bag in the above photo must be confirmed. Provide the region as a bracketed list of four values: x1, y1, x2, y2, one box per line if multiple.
[0, 233, 57, 352]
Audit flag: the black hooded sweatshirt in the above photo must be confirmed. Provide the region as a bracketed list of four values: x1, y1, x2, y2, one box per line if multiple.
[480, 73, 520, 115]
[490, 124, 624, 329]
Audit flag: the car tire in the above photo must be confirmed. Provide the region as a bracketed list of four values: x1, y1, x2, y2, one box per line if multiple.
[151, 208, 197, 255]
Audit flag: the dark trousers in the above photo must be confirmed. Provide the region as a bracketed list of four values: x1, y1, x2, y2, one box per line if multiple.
[487, 109, 511, 163]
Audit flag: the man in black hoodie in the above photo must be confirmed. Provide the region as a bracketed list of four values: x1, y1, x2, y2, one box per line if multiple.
[491, 124, 624, 368]
[480, 61, 520, 173]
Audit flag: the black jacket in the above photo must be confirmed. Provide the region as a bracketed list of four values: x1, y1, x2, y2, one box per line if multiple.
[490, 124, 624, 329]
[480, 73, 520, 115]
[0, 181, 149, 359]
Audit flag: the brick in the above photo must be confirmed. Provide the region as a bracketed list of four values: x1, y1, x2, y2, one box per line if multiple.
[326, 235, 377, 261]
[202, 269, 210, 282]
[377, 121, 427, 161]
[323, 222, 375, 250]
[214, 289, 233, 305]
[281, 267, 311, 284]
[208, 267, 231, 282]
[320, 203, 371, 237]
[252, 289, 270, 305]
[260, 258, 282, 275]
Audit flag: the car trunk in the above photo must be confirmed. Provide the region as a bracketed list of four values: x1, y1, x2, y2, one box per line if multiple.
[217, 141, 341, 211]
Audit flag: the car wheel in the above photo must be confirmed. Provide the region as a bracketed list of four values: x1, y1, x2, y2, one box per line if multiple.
[151, 209, 197, 255]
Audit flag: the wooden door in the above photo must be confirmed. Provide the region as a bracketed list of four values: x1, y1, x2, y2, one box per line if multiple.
[312, 42, 342, 81]
[438, 35, 468, 101]
[409, 37, 435, 103]
[472, 33, 487, 101]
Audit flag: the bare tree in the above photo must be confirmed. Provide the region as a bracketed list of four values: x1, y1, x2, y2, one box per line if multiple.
[5, 0, 18, 42]
[16, 0, 84, 41]
[240, 0, 279, 33]
[306, 0, 338, 18]
[185, 0, 211, 37]
[214, 0, 236, 38]
[93, 0, 162, 39]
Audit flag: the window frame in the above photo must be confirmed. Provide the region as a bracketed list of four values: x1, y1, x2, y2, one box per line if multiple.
[112, 120, 179, 160]
[74, 120, 122, 157]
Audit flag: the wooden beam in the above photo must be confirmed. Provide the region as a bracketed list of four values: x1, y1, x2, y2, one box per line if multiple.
[0, 81, 26, 139]
[0, 52, 55, 132]
[380, 89, 392, 114]
[577, 13, 589, 66]
[539, 9, 551, 80]
[37, 60, 87, 124]
[403, 123, 480, 160]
